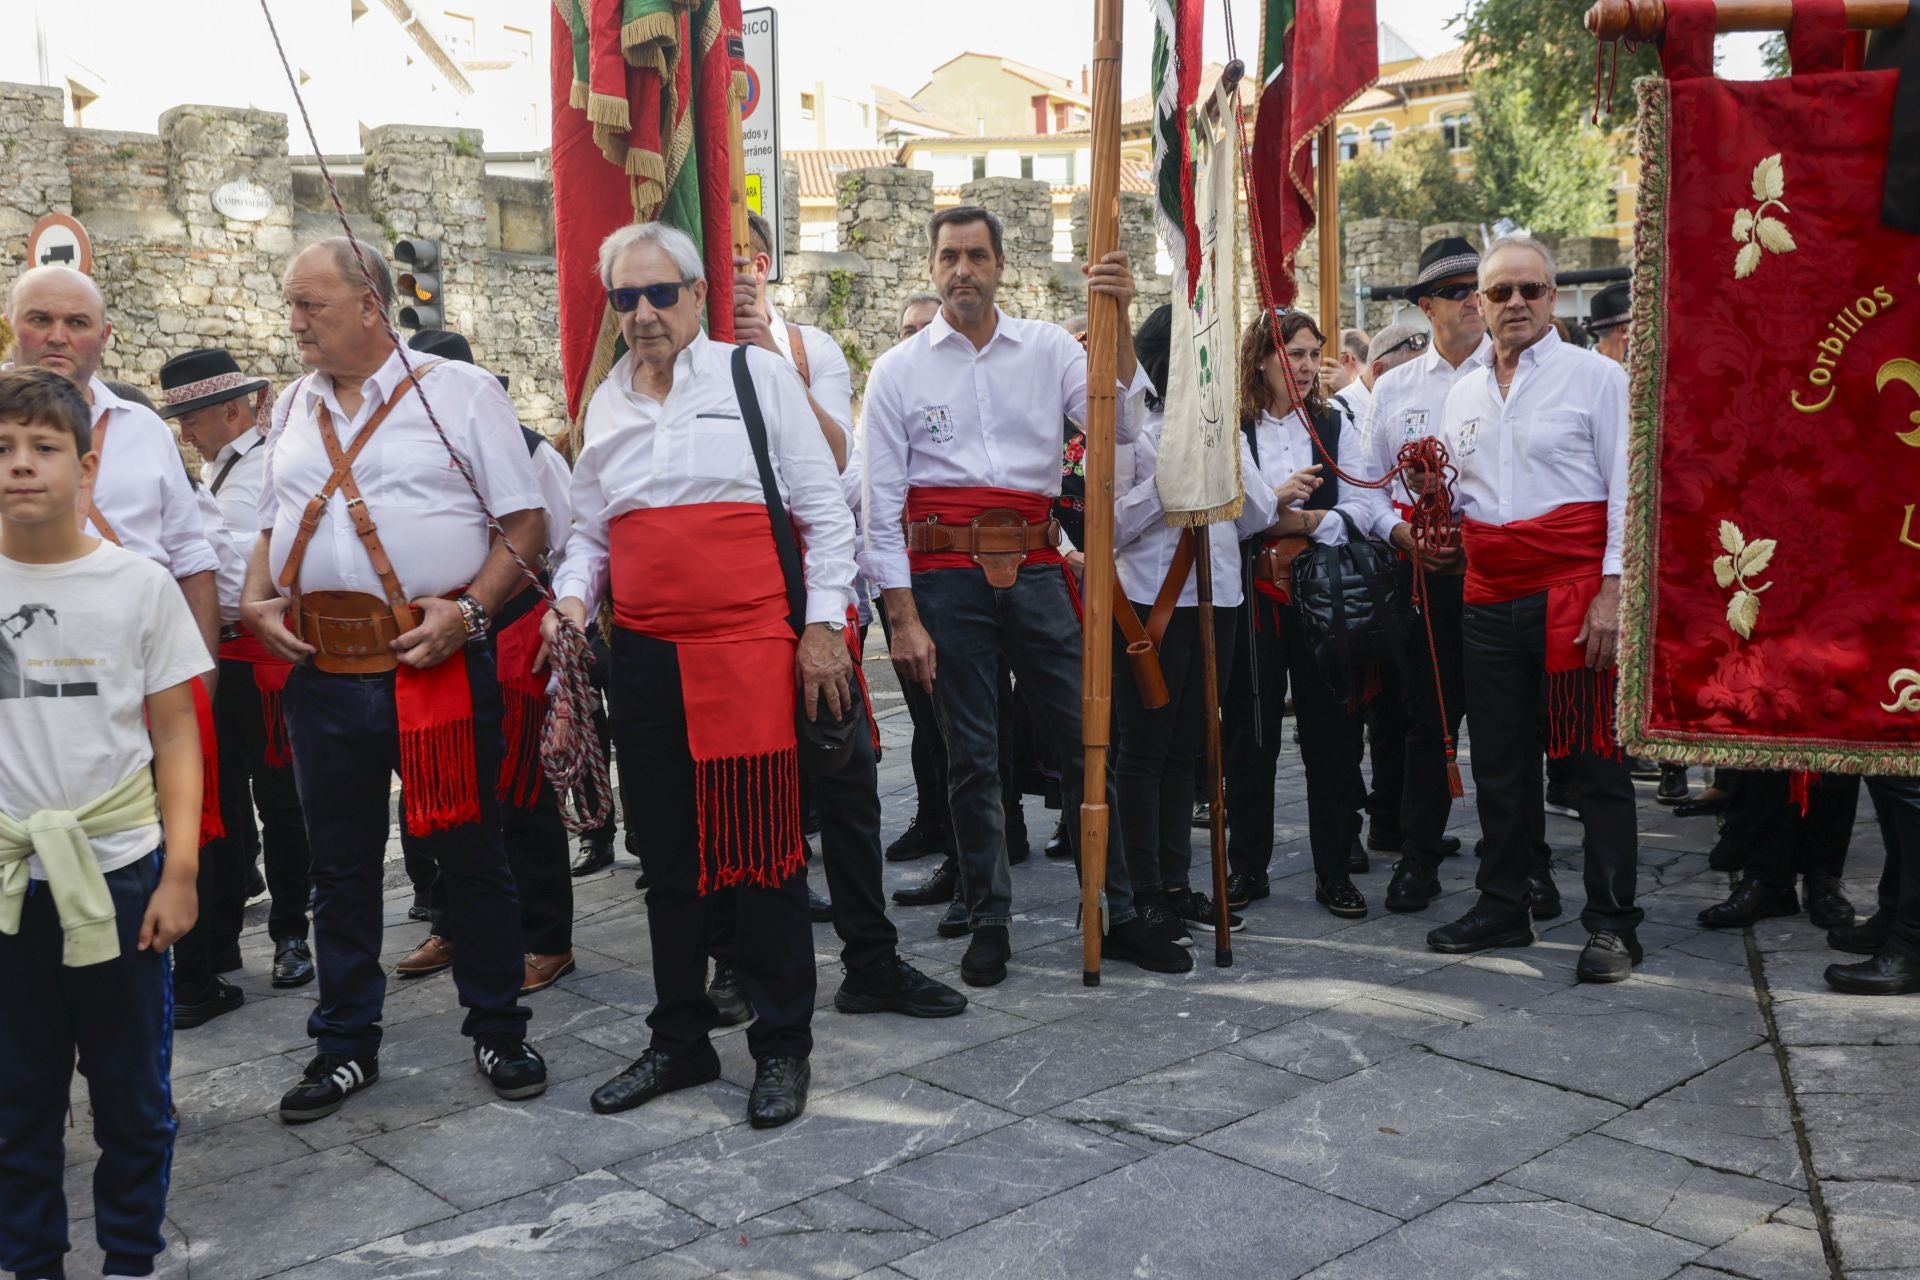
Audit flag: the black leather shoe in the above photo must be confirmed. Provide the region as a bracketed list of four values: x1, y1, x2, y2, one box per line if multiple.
[1528, 864, 1563, 921]
[1006, 808, 1030, 865]
[1139, 898, 1192, 946]
[1043, 819, 1072, 858]
[590, 1046, 721, 1115]
[1438, 835, 1462, 858]
[808, 887, 834, 922]
[473, 1034, 548, 1100]
[271, 937, 315, 989]
[406, 897, 432, 923]
[1655, 764, 1690, 805]
[1191, 799, 1211, 830]
[1830, 912, 1893, 956]
[1675, 793, 1729, 818]
[1167, 886, 1243, 933]
[1315, 877, 1368, 919]
[1366, 823, 1405, 854]
[1385, 859, 1441, 913]
[571, 838, 615, 877]
[1802, 875, 1856, 931]
[885, 816, 947, 863]
[1104, 915, 1194, 973]
[748, 1056, 811, 1128]
[175, 977, 244, 1029]
[1578, 930, 1644, 984]
[1697, 877, 1800, 929]
[1346, 839, 1371, 876]
[937, 897, 971, 938]
[835, 956, 968, 1018]
[634, 870, 651, 892]
[961, 924, 1011, 987]
[893, 859, 958, 906]
[1225, 871, 1270, 908]
[1545, 781, 1580, 817]
[1825, 947, 1920, 996]
[708, 961, 752, 1026]
[279, 1052, 377, 1123]
[1428, 907, 1535, 954]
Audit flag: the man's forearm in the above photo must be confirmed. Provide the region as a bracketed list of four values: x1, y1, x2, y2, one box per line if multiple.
[241, 534, 276, 606]
[178, 570, 219, 659]
[880, 587, 921, 629]
[470, 510, 547, 614]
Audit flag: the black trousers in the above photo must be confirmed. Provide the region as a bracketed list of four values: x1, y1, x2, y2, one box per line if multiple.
[1864, 778, 1920, 951]
[1396, 572, 1469, 867]
[1366, 661, 1408, 843]
[422, 780, 575, 955]
[1463, 593, 1642, 934]
[607, 627, 813, 1061]
[1722, 771, 1861, 891]
[878, 597, 950, 834]
[1224, 601, 1363, 883]
[1114, 604, 1238, 897]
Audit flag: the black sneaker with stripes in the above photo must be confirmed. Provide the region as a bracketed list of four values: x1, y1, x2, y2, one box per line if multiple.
[278, 1052, 378, 1124]
[474, 1034, 549, 1100]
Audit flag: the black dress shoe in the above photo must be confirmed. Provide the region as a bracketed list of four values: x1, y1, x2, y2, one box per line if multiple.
[406, 899, 432, 923]
[591, 1046, 722, 1115]
[835, 956, 968, 1018]
[1315, 877, 1368, 919]
[1675, 794, 1729, 818]
[1225, 871, 1270, 908]
[1366, 824, 1405, 854]
[1579, 930, 1643, 984]
[885, 816, 947, 863]
[708, 961, 752, 1026]
[1825, 947, 1920, 996]
[1191, 799, 1211, 830]
[1438, 835, 1462, 858]
[1655, 764, 1690, 804]
[279, 1052, 377, 1123]
[748, 1056, 811, 1128]
[271, 937, 315, 989]
[961, 924, 1011, 987]
[893, 859, 958, 906]
[473, 1034, 548, 1100]
[1104, 915, 1193, 973]
[1830, 912, 1893, 956]
[937, 897, 971, 938]
[1697, 877, 1800, 929]
[1802, 875, 1856, 930]
[1528, 864, 1563, 921]
[1385, 859, 1441, 913]
[1428, 907, 1535, 954]
[1043, 819, 1072, 858]
[175, 977, 244, 1029]
[571, 838, 615, 877]
[808, 887, 834, 922]
[1006, 810, 1031, 865]
[1345, 839, 1371, 876]
[634, 870, 651, 891]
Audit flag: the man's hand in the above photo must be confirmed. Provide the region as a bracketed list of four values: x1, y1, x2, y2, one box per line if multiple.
[883, 591, 937, 693]
[1575, 576, 1623, 670]
[798, 623, 854, 722]
[732, 255, 779, 353]
[1275, 465, 1324, 509]
[240, 596, 317, 663]
[1389, 522, 1416, 553]
[1063, 548, 1087, 580]
[1083, 249, 1135, 314]
[139, 876, 198, 953]
[393, 597, 469, 670]
[1417, 540, 1464, 573]
[536, 596, 588, 674]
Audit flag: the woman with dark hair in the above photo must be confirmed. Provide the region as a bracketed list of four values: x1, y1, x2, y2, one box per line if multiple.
[1222, 310, 1374, 918]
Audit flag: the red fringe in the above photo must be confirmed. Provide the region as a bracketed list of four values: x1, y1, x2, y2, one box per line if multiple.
[254, 662, 293, 768]
[1446, 756, 1465, 800]
[1545, 666, 1622, 761]
[693, 748, 805, 895]
[190, 679, 224, 846]
[1789, 771, 1817, 816]
[494, 604, 551, 809]
[396, 654, 482, 836]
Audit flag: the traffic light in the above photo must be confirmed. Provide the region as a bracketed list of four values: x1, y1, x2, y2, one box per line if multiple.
[394, 238, 443, 329]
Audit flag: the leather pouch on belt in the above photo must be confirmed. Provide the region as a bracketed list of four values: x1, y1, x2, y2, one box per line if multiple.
[1256, 534, 1312, 588]
[298, 590, 403, 674]
[970, 509, 1035, 589]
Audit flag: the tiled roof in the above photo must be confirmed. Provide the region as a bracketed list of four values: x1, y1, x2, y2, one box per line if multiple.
[792, 149, 899, 199]
[1379, 45, 1472, 86]
[872, 84, 969, 137]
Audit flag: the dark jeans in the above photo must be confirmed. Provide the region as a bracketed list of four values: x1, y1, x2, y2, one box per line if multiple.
[879, 596, 950, 834]
[0, 852, 173, 1280]
[424, 779, 575, 955]
[607, 627, 814, 1061]
[1865, 777, 1920, 951]
[1463, 593, 1642, 934]
[283, 652, 530, 1057]
[1114, 604, 1238, 897]
[1396, 572, 1471, 868]
[912, 563, 1137, 929]
[1224, 601, 1363, 883]
[1723, 771, 1861, 891]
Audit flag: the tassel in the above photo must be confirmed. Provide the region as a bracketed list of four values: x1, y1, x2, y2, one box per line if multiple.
[395, 655, 482, 836]
[693, 749, 803, 895]
[1446, 753, 1465, 799]
[1789, 771, 1816, 816]
[191, 679, 224, 846]
[255, 661, 294, 768]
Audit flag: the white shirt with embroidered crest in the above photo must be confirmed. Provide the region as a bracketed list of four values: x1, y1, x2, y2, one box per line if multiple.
[1243, 409, 1370, 547]
[550, 334, 855, 625]
[83, 376, 219, 580]
[1440, 326, 1630, 575]
[259, 350, 543, 600]
[1354, 335, 1492, 541]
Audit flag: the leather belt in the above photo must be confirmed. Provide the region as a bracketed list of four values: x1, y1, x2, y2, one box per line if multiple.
[219, 625, 244, 643]
[906, 511, 1061, 589]
[295, 591, 403, 674]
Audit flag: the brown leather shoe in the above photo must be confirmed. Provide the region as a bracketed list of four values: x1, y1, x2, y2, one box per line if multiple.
[395, 935, 454, 978]
[520, 951, 577, 995]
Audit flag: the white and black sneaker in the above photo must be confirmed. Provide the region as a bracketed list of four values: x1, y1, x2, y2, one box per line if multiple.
[1168, 887, 1245, 933]
[278, 1052, 378, 1124]
[474, 1034, 549, 1100]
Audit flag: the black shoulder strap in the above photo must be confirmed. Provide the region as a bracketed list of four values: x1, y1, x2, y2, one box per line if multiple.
[520, 424, 545, 457]
[732, 345, 807, 639]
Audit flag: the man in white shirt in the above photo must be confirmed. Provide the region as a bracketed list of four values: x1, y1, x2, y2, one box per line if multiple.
[862, 205, 1189, 986]
[1324, 327, 1373, 432]
[242, 236, 550, 1122]
[1426, 234, 1642, 983]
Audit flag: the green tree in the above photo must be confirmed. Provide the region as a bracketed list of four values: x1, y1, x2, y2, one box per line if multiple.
[1760, 34, 1790, 78]
[1469, 69, 1621, 236]
[1456, 0, 1660, 128]
[1340, 129, 1484, 227]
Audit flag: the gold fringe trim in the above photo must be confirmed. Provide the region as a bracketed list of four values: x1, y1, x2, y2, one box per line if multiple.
[1162, 496, 1246, 529]
[621, 12, 679, 70]
[731, 70, 749, 101]
[569, 79, 590, 110]
[632, 176, 665, 214]
[624, 147, 666, 183]
[586, 91, 631, 130]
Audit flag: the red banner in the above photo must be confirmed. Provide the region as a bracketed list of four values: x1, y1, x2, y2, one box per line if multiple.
[1621, 0, 1920, 774]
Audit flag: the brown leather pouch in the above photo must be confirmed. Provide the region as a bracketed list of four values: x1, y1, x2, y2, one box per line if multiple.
[906, 512, 1062, 589]
[1255, 535, 1312, 592]
[298, 591, 403, 674]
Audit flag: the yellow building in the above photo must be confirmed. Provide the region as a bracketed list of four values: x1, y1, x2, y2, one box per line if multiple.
[910, 52, 1092, 139]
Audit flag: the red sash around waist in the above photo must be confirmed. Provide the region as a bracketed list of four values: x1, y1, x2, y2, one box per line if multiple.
[493, 599, 549, 810]
[904, 486, 1063, 573]
[610, 502, 804, 894]
[218, 631, 294, 768]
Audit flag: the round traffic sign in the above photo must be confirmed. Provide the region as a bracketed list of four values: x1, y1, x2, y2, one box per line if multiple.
[28, 213, 92, 275]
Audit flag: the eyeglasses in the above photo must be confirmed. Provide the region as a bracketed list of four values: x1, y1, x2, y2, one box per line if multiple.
[607, 280, 696, 313]
[1378, 331, 1432, 359]
[1481, 282, 1553, 304]
[1425, 283, 1476, 302]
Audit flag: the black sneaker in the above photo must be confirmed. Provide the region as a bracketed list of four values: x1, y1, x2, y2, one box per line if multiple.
[1225, 872, 1270, 908]
[1104, 916, 1193, 974]
[1428, 907, 1535, 954]
[834, 956, 968, 1018]
[1191, 799, 1211, 830]
[1629, 757, 1662, 781]
[808, 887, 834, 922]
[708, 961, 752, 1026]
[1043, 819, 1073, 858]
[1545, 782, 1580, 818]
[1315, 877, 1368, 919]
[893, 859, 958, 906]
[1802, 875, 1856, 931]
[1384, 858, 1441, 913]
[1577, 930, 1643, 984]
[174, 976, 244, 1029]
[885, 816, 947, 863]
[1655, 764, 1689, 804]
[1527, 864, 1563, 921]
[279, 1052, 378, 1123]
[474, 1034, 548, 1100]
[961, 924, 1011, 987]
[1139, 899, 1192, 947]
[1167, 886, 1243, 933]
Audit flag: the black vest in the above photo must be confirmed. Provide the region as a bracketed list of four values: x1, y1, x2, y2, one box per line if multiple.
[1243, 404, 1342, 513]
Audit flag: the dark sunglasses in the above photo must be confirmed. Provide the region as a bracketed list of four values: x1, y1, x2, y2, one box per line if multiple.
[1482, 281, 1553, 304]
[1379, 331, 1432, 359]
[607, 279, 696, 313]
[1424, 283, 1477, 302]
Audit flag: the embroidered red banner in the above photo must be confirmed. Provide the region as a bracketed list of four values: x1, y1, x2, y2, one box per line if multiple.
[1621, 0, 1920, 774]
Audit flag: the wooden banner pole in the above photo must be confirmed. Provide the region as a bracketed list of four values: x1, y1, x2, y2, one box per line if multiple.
[1586, 0, 1907, 39]
[1196, 526, 1233, 966]
[1317, 121, 1341, 337]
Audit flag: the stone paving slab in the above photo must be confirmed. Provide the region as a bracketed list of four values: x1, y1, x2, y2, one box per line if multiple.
[1299, 1198, 1705, 1280]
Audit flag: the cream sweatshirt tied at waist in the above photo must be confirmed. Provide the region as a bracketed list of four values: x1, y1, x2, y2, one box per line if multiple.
[0, 769, 160, 967]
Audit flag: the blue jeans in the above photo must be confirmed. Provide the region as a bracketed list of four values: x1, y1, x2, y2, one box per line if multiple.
[911, 563, 1136, 929]
[282, 650, 530, 1057]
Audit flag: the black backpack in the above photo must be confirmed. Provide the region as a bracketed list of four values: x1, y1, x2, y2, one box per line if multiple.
[1291, 509, 1407, 701]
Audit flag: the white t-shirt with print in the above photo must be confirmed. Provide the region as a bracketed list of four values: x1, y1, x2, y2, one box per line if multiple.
[0, 541, 212, 878]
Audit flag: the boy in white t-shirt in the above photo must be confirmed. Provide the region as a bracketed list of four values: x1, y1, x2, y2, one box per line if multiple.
[0, 368, 210, 1280]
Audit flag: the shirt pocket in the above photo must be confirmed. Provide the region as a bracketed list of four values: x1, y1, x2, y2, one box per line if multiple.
[685, 418, 750, 480]
[1533, 408, 1593, 466]
[382, 439, 466, 506]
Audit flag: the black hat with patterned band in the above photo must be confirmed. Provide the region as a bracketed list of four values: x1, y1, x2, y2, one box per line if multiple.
[1404, 236, 1482, 302]
[155, 348, 270, 419]
[1583, 281, 1632, 335]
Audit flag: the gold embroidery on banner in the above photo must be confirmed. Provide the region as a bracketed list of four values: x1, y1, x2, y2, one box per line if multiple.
[1882, 669, 1920, 713]
[1713, 520, 1775, 641]
[1876, 358, 1920, 447]
[1732, 154, 1797, 281]
[1901, 505, 1920, 553]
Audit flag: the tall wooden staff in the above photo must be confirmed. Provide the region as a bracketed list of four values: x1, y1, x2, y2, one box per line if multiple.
[1079, 0, 1125, 987]
[727, 25, 754, 264]
[1318, 121, 1341, 338]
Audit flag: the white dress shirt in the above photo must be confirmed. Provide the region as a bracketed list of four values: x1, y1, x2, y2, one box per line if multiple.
[1331, 378, 1372, 436]
[195, 485, 248, 624]
[1354, 335, 1492, 541]
[260, 351, 543, 600]
[1243, 408, 1369, 547]
[551, 334, 856, 625]
[1441, 326, 1630, 575]
[1114, 407, 1277, 608]
[859, 306, 1150, 590]
[200, 428, 270, 621]
[767, 303, 854, 437]
[529, 438, 573, 559]
[85, 376, 219, 579]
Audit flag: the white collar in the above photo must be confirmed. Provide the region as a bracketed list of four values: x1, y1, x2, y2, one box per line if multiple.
[927, 304, 1019, 353]
[1471, 325, 1560, 371]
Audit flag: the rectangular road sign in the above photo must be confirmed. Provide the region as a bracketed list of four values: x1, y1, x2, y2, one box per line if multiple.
[740, 7, 782, 281]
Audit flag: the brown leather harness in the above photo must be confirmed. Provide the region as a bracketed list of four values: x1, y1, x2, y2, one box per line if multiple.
[81, 417, 123, 548]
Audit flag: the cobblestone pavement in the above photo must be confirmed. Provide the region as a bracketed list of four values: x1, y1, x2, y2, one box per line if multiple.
[50, 649, 1920, 1279]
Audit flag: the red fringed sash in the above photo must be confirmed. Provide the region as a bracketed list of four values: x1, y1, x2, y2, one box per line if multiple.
[611, 502, 804, 895]
[904, 486, 1064, 574]
[1463, 501, 1620, 760]
[188, 678, 224, 847]
[396, 653, 480, 837]
[494, 599, 550, 810]
[217, 632, 293, 768]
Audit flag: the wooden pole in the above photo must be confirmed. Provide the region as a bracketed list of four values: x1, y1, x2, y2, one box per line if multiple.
[1317, 121, 1341, 338]
[1079, 0, 1123, 988]
[1196, 526, 1233, 967]
[726, 34, 752, 262]
[1586, 0, 1908, 39]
